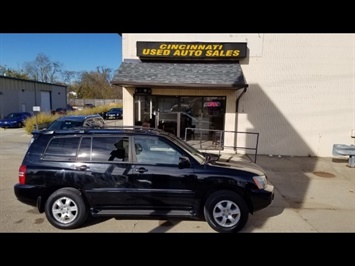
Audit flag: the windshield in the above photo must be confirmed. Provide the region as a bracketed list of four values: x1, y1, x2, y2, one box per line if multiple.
[109, 108, 122, 112]
[6, 113, 19, 118]
[47, 120, 83, 130]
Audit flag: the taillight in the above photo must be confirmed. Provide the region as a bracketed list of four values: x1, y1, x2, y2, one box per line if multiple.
[19, 165, 26, 184]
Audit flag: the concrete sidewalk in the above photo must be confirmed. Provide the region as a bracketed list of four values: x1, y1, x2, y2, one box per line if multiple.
[218, 153, 355, 232]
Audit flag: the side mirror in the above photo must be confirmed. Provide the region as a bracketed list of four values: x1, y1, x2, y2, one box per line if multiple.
[201, 152, 220, 162]
[178, 156, 191, 169]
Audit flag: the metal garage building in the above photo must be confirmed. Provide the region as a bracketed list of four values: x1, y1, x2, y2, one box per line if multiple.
[0, 76, 67, 118]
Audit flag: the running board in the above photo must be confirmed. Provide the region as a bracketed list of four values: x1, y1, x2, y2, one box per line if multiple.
[91, 209, 193, 217]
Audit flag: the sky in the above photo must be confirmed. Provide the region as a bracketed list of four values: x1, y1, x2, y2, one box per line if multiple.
[0, 33, 122, 73]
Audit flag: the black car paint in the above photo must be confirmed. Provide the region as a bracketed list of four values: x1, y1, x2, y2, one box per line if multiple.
[14, 128, 274, 232]
[16, 152, 270, 212]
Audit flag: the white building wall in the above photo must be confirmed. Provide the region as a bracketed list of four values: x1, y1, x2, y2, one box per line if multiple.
[122, 87, 135, 126]
[121, 34, 355, 157]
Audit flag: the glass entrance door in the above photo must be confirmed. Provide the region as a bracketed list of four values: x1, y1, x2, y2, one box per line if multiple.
[134, 95, 225, 142]
[134, 95, 156, 127]
[156, 96, 204, 139]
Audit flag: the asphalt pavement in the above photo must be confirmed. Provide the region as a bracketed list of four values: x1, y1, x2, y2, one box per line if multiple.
[0, 124, 354, 233]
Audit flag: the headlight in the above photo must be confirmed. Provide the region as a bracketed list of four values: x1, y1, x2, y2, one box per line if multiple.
[253, 175, 267, 189]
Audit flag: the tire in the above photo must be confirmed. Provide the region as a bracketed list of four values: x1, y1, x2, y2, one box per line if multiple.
[204, 190, 249, 233]
[44, 188, 88, 230]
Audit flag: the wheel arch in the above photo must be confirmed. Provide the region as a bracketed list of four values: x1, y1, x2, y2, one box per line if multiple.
[37, 185, 88, 213]
[199, 185, 253, 215]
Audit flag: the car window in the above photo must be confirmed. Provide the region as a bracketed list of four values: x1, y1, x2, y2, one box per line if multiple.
[83, 118, 94, 127]
[60, 121, 83, 129]
[165, 134, 206, 164]
[43, 137, 81, 161]
[94, 117, 105, 127]
[133, 136, 182, 164]
[82, 117, 104, 128]
[77, 137, 92, 161]
[86, 136, 130, 162]
[6, 113, 18, 118]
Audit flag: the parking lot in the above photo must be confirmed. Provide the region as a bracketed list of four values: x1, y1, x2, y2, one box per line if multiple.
[1, 122, 354, 233]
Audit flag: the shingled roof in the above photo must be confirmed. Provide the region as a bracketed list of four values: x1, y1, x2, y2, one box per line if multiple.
[111, 61, 248, 89]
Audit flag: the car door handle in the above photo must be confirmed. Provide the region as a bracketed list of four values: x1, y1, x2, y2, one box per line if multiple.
[135, 167, 148, 173]
[76, 165, 90, 171]
[137, 179, 152, 184]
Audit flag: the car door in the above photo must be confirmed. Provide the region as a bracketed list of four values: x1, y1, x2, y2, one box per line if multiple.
[129, 135, 198, 212]
[74, 135, 136, 208]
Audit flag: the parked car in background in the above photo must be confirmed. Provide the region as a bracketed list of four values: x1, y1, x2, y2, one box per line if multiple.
[0, 112, 33, 128]
[104, 107, 123, 120]
[52, 108, 67, 115]
[14, 126, 274, 233]
[83, 103, 95, 109]
[44, 114, 105, 130]
[51, 105, 77, 115]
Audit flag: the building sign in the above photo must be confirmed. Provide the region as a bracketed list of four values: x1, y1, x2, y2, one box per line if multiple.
[137, 42, 247, 61]
[204, 101, 221, 108]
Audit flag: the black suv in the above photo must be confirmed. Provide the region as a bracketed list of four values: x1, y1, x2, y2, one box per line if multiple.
[14, 127, 274, 233]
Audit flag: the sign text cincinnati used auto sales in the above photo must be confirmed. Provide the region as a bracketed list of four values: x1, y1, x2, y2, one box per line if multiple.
[137, 42, 247, 60]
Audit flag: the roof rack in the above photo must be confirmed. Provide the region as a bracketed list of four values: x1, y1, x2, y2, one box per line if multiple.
[35, 125, 166, 135]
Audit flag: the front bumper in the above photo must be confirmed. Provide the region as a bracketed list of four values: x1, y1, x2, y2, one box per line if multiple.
[249, 184, 275, 212]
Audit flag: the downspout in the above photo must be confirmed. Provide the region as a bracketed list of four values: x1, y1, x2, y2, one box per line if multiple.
[235, 86, 248, 113]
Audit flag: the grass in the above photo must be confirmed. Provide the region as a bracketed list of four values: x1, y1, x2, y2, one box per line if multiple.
[23, 103, 122, 134]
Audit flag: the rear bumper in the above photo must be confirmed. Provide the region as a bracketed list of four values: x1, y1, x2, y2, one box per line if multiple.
[14, 183, 44, 207]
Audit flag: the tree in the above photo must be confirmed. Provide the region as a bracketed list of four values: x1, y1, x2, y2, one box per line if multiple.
[73, 67, 121, 99]
[2, 54, 122, 100]
[62, 70, 80, 85]
[23, 53, 63, 83]
[0, 65, 30, 79]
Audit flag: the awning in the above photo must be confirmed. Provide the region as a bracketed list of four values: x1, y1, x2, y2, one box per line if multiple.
[111, 61, 248, 89]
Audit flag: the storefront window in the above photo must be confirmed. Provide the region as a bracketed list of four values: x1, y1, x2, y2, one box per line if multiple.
[134, 94, 225, 143]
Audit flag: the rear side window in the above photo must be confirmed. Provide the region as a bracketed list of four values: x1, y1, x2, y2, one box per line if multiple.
[82, 117, 105, 128]
[83, 118, 95, 127]
[43, 137, 81, 161]
[79, 136, 130, 162]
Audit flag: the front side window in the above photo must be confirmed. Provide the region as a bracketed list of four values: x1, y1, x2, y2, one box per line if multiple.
[134, 136, 182, 164]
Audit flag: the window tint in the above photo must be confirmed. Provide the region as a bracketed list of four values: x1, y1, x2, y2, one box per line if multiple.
[83, 117, 105, 128]
[91, 136, 129, 162]
[134, 136, 182, 164]
[43, 137, 80, 161]
[83, 118, 94, 127]
[60, 121, 83, 129]
[78, 137, 92, 161]
[94, 117, 105, 127]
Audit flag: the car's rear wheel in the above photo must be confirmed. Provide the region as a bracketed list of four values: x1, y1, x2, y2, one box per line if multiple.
[204, 190, 248, 233]
[44, 187, 88, 229]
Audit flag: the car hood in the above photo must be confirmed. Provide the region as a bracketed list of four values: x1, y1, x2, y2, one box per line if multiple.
[107, 110, 122, 113]
[209, 159, 266, 176]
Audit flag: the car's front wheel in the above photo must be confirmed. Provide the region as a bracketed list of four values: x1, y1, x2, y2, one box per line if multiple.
[204, 190, 249, 233]
[44, 187, 88, 229]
